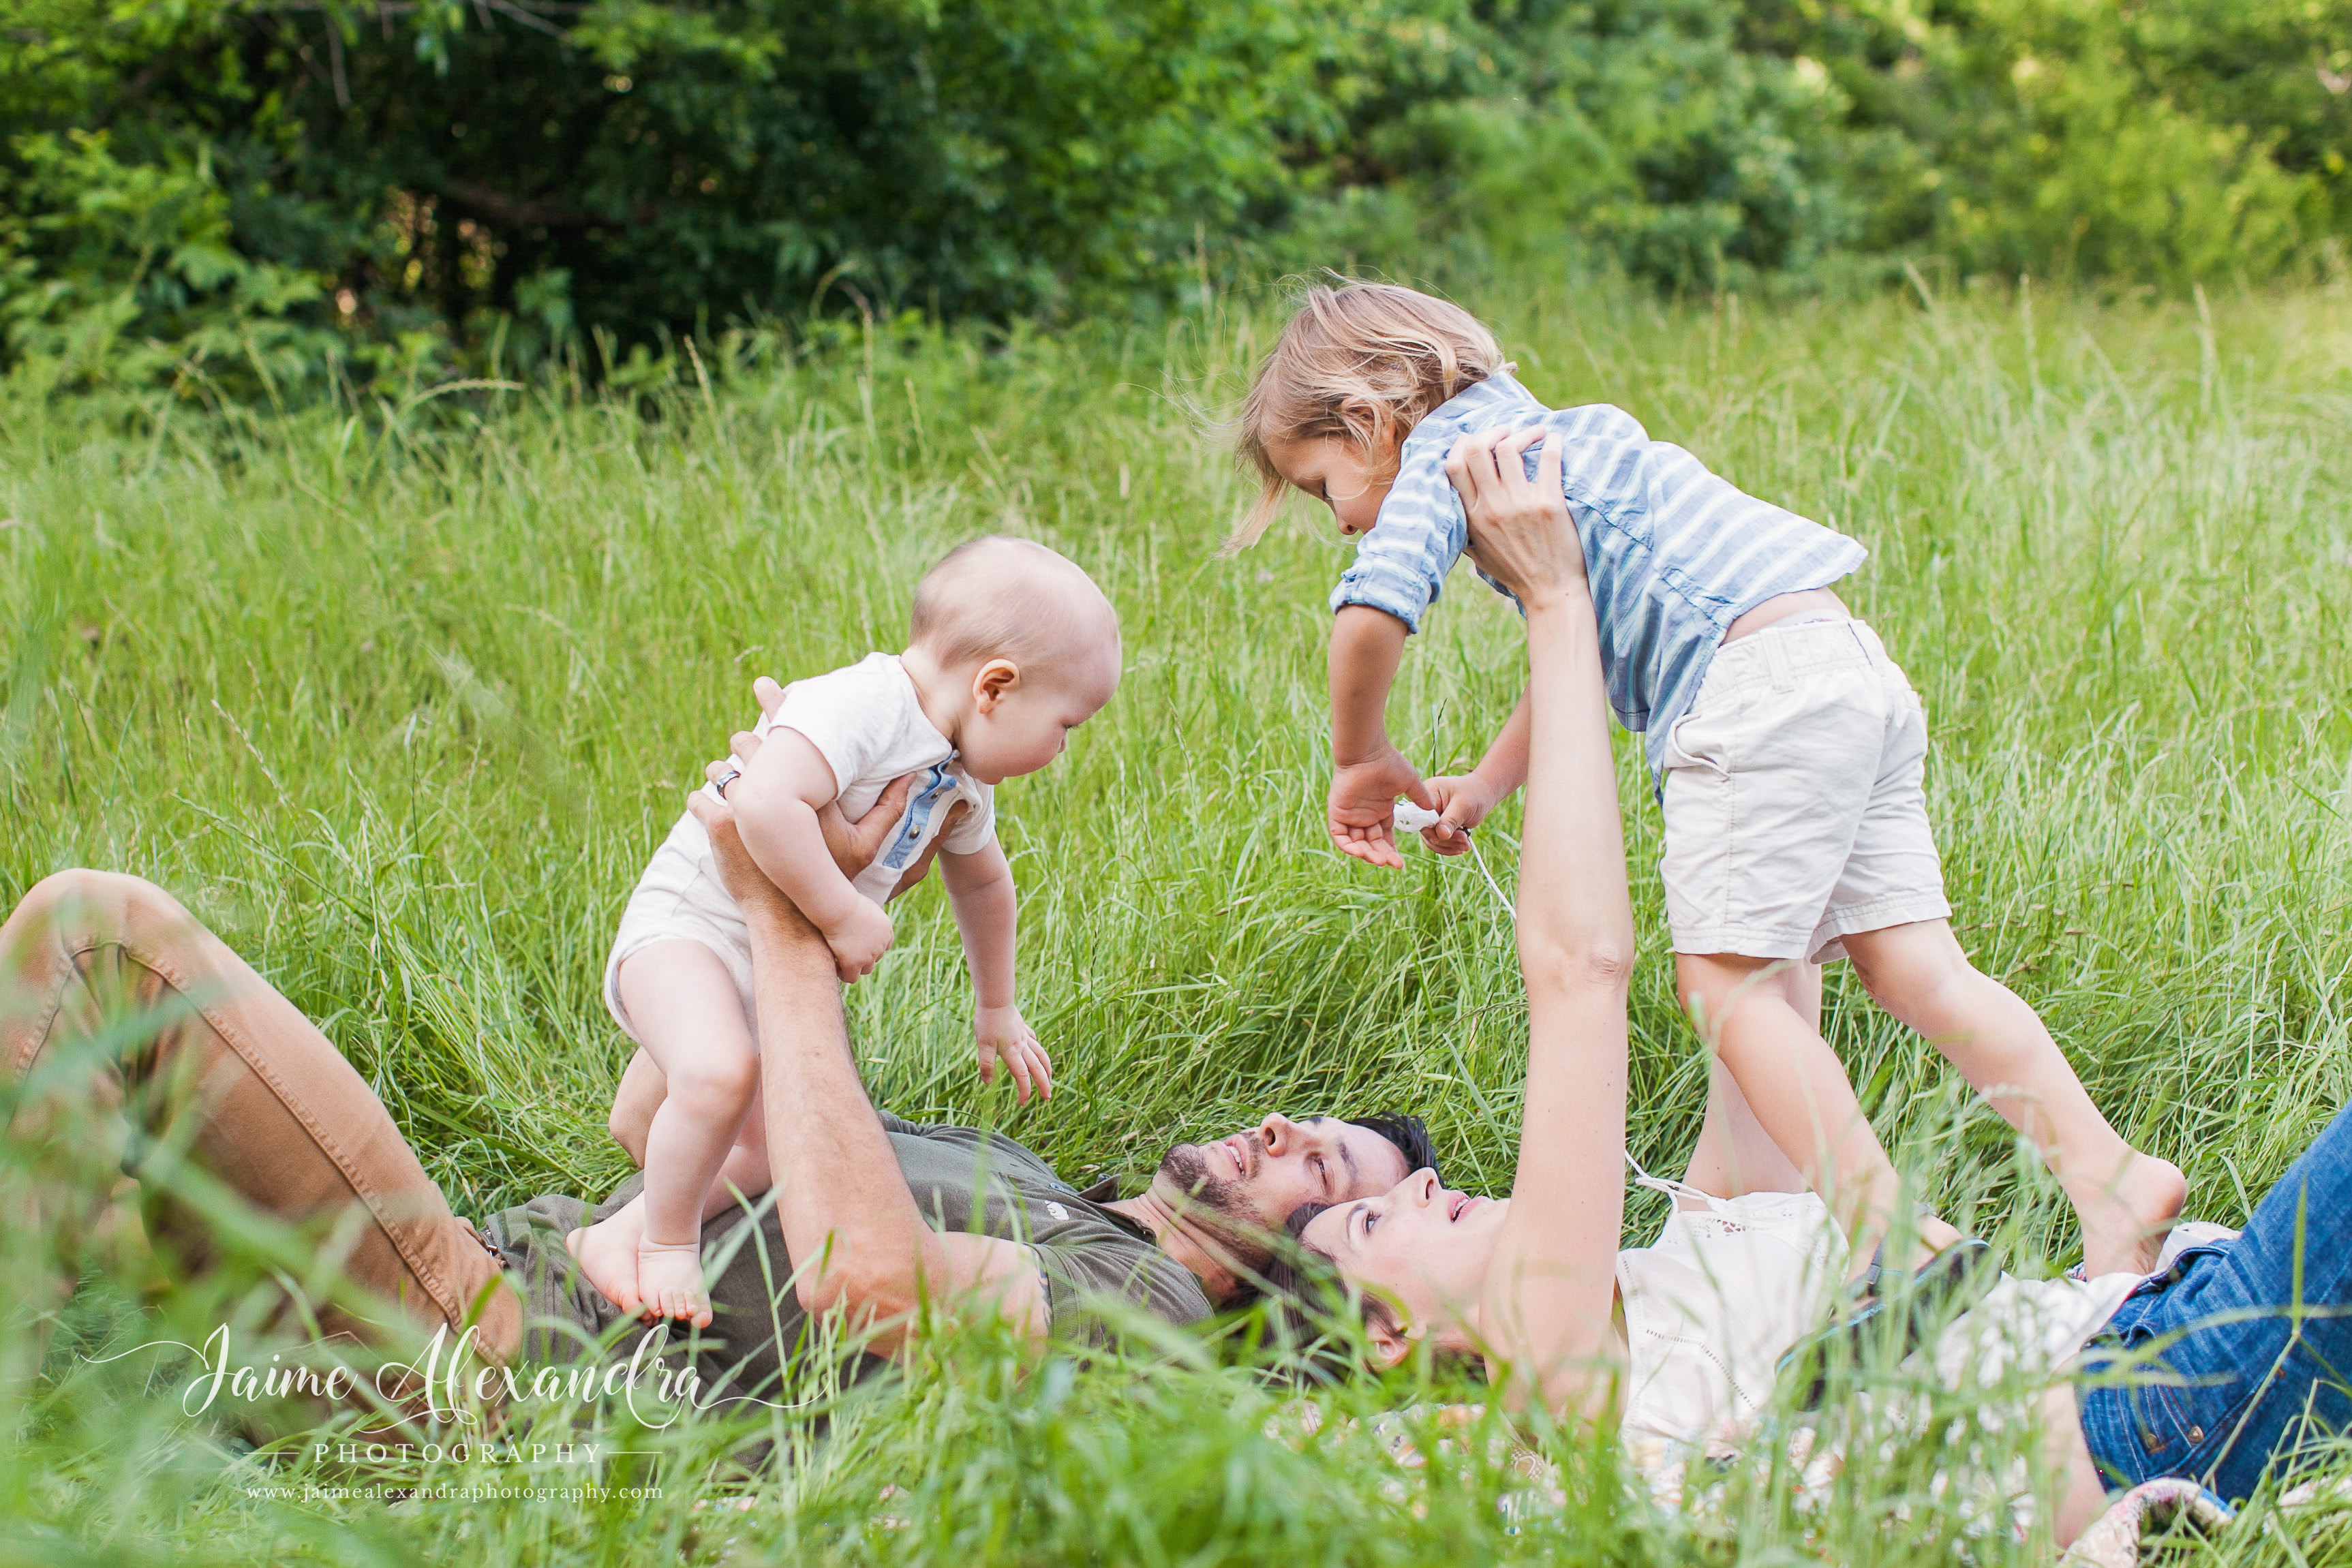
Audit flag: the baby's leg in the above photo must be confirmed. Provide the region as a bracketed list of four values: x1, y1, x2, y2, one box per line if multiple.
[1662, 626, 1970, 1270]
[1842, 918, 2184, 1276]
[1677, 951, 1947, 1268]
[703, 1078, 771, 1220]
[570, 940, 758, 1326]
[601, 1050, 773, 1220]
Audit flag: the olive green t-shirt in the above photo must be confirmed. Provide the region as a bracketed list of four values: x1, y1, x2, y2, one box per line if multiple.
[482, 1113, 1210, 1408]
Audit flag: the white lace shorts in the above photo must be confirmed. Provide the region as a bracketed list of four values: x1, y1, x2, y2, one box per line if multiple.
[602, 813, 757, 1043]
[1659, 618, 1950, 963]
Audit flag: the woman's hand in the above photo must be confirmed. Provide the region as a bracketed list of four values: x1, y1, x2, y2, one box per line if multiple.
[1444, 423, 1587, 608]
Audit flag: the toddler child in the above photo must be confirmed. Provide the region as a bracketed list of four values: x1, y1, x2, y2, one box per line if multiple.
[1231, 281, 2182, 1278]
[572, 536, 1122, 1324]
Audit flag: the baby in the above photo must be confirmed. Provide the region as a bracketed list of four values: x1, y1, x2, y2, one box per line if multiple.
[572, 536, 1122, 1325]
[1231, 281, 2183, 1278]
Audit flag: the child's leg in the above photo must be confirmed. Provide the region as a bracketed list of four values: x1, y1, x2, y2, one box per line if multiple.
[1841, 917, 2184, 1276]
[566, 1099, 765, 1302]
[1677, 951, 1956, 1267]
[569, 940, 758, 1326]
[1661, 621, 1968, 1271]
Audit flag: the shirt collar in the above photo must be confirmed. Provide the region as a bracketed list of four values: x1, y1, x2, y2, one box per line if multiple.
[1430, 369, 1541, 427]
[1405, 371, 1544, 459]
[882, 652, 961, 765]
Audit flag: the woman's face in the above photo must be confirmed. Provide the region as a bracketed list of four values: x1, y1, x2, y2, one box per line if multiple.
[1300, 1169, 1510, 1359]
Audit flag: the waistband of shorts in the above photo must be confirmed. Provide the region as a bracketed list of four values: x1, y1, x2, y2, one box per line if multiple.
[1702, 617, 1889, 694]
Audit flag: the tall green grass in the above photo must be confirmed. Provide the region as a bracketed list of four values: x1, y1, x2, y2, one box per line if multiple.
[3, 275, 2349, 1564]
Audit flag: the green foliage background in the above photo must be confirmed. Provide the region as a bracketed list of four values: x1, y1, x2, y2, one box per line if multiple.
[7, 0, 2352, 398]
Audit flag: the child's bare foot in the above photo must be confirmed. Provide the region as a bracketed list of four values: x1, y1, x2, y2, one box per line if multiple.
[2075, 1152, 2187, 1277]
[567, 1200, 648, 1318]
[637, 1240, 712, 1328]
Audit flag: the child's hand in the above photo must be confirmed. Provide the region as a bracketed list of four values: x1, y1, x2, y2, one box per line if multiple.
[1420, 773, 1503, 856]
[1328, 747, 1435, 870]
[975, 1004, 1053, 1104]
[821, 898, 894, 983]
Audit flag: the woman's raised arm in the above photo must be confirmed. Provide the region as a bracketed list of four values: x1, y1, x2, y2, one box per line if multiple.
[1446, 423, 1637, 1418]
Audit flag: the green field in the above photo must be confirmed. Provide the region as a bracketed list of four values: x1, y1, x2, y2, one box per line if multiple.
[4, 277, 2351, 1564]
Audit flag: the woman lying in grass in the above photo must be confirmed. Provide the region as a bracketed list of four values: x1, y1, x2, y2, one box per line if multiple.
[1285, 421, 2352, 1543]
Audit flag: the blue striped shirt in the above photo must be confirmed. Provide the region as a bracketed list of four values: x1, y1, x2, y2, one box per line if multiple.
[1330, 372, 1867, 784]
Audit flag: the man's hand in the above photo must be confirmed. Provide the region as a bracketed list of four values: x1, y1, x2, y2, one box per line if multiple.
[729, 677, 961, 900]
[1420, 771, 1503, 856]
[975, 1004, 1053, 1105]
[1327, 745, 1435, 870]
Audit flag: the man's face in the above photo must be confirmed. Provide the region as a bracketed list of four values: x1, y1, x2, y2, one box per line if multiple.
[1148, 1113, 1413, 1263]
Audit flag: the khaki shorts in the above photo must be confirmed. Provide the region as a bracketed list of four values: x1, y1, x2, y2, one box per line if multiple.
[1660, 619, 1949, 963]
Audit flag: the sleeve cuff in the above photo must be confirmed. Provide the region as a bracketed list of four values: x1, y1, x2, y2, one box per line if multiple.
[1328, 567, 1436, 633]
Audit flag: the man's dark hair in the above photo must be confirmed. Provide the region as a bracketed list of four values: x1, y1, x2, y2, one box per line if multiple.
[1347, 1113, 1440, 1187]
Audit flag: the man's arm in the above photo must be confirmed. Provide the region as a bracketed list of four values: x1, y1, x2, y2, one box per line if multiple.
[686, 792, 1049, 1356]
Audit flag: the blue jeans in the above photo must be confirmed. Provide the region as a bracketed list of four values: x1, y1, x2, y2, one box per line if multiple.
[2077, 1101, 2352, 1503]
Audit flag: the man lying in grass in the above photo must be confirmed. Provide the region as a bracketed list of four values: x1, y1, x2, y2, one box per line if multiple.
[1272, 404, 2352, 1545]
[0, 757, 1430, 1417]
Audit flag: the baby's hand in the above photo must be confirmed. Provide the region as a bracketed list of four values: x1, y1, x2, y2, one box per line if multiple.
[976, 1004, 1053, 1105]
[822, 898, 894, 983]
[1420, 773, 1501, 856]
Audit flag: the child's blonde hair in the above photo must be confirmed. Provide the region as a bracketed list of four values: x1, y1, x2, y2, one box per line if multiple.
[1229, 281, 1507, 551]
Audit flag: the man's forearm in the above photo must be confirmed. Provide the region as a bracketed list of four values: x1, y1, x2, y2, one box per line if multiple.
[739, 892, 923, 1287]
[1329, 605, 1408, 765]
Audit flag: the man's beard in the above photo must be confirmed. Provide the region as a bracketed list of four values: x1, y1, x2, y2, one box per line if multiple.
[1154, 1133, 1274, 1269]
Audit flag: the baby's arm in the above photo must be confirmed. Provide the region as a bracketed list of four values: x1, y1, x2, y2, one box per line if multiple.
[725, 728, 893, 982]
[1420, 688, 1531, 854]
[1327, 605, 1437, 870]
[938, 841, 1052, 1103]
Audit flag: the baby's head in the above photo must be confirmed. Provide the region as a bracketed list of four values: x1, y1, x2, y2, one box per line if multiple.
[907, 536, 1121, 784]
[1231, 282, 1507, 549]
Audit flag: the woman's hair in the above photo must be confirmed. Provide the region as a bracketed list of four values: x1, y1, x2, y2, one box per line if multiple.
[1228, 281, 1508, 553]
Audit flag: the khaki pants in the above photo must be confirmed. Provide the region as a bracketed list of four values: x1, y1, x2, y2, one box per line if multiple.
[0, 869, 521, 1363]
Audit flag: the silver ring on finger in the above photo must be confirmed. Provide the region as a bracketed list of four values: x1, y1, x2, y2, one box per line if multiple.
[716, 767, 743, 798]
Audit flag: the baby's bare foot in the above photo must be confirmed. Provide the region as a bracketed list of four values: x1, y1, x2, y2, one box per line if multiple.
[567, 1202, 648, 1318]
[637, 1240, 712, 1328]
[2076, 1153, 2187, 1278]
